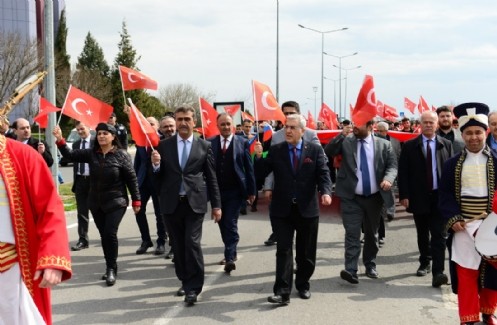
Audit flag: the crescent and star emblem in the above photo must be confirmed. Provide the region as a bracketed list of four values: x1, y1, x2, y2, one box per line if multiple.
[366, 88, 376, 106]
[202, 109, 211, 125]
[261, 91, 278, 111]
[71, 98, 87, 115]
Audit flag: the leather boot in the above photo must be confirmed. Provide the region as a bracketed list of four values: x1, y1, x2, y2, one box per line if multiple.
[105, 268, 116, 286]
[101, 266, 118, 280]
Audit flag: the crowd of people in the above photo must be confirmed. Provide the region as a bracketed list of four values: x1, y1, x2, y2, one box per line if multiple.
[4, 100, 497, 324]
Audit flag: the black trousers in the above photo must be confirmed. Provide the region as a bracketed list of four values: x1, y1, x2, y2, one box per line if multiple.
[164, 199, 205, 294]
[413, 191, 446, 275]
[135, 177, 167, 246]
[271, 204, 319, 295]
[91, 206, 126, 270]
[74, 176, 91, 244]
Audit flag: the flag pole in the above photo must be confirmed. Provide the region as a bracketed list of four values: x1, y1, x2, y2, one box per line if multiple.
[251, 80, 260, 138]
[119, 66, 127, 108]
[57, 85, 72, 126]
[198, 97, 206, 138]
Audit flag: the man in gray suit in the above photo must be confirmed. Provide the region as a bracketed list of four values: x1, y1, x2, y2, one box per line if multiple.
[152, 106, 222, 305]
[325, 120, 397, 283]
[263, 101, 321, 246]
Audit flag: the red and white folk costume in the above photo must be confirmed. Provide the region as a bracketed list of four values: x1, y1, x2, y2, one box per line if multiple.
[0, 135, 72, 324]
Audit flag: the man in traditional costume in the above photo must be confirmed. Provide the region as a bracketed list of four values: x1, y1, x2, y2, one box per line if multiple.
[0, 130, 72, 324]
[439, 102, 497, 325]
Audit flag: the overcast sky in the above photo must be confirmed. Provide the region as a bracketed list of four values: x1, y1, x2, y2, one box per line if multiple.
[65, 0, 497, 119]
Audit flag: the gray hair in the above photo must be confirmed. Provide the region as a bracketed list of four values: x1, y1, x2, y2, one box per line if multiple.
[286, 114, 307, 129]
[377, 121, 389, 130]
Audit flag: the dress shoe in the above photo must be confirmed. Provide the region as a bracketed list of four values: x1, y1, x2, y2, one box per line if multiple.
[176, 287, 186, 297]
[240, 208, 247, 215]
[340, 270, 359, 284]
[71, 241, 89, 251]
[432, 273, 449, 288]
[184, 291, 197, 305]
[165, 248, 174, 259]
[416, 263, 431, 277]
[105, 268, 116, 286]
[298, 290, 311, 299]
[366, 267, 379, 279]
[264, 234, 277, 246]
[101, 267, 118, 280]
[224, 261, 236, 273]
[219, 256, 238, 265]
[483, 313, 497, 324]
[136, 241, 153, 255]
[250, 206, 257, 212]
[154, 244, 166, 255]
[267, 294, 290, 305]
[386, 214, 394, 222]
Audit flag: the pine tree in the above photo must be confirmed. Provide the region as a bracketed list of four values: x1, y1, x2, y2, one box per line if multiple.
[54, 9, 71, 108]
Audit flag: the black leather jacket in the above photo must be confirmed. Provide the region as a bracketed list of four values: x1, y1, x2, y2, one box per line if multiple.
[57, 142, 140, 212]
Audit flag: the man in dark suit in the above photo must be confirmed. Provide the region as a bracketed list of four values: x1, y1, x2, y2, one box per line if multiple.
[134, 117, 168, 256]
[151, 105, 222, 306]
[13, 118, 53, 167]
[265, 114, 332, 305]
[70, 121, 95, 251]
[436, 105, 464, 155]
[398, 110, 453, 287]
[325, 119, 397, 284]
[208, 113, 256, 273]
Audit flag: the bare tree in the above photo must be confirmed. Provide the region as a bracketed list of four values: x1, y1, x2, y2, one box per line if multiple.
[0, 32, 43, 120]
[158, 83, 216, 113]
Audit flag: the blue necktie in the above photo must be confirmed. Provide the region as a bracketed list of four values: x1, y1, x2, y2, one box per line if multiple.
[360, 140, 371, 196]
[180, 140, 188, 170]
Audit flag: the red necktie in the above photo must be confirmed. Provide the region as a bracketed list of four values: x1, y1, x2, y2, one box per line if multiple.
[426, 139, 433, 190]
[222, 138, 227, 154]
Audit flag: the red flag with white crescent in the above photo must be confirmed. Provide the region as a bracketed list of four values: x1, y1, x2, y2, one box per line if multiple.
[404, 97, 416, 114]
[224, 104, 241, 116]
[128, 98, 160, 147]
[119, 65, 158, 91]
[34, 97, 61, 128]
[383, 103, 399, 121]
[61, 85, 113, 129]
[252, 80, 285, 122]
[418, 96, 430, 114]
[199, 98, 219, 138]
[352, 75, 377, 127]
[318, 103, 338, 130]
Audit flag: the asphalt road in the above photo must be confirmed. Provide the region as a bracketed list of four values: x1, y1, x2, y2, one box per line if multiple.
[51, 189, 461, 324]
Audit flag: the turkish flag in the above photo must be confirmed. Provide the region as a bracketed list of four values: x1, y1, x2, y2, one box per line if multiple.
[318, 103, 338, 130]
[388, 130, 418, 142]
[307, 111, 316, 129]
[316, 130, 341, 144]
[352, 75, 377, 127]
[252, 80, 285, 122]
[119, 65, 158, 91]
[383, 103, 399, 121]
[418, 96, 430, 114]
[376, 100, 385, 118]
[62, 85, 113, 129]
[224, 104, 241, 116]
[404, 97, 416, 114]
[199, 98, 219, 138]
[241, 111, 254, 122]
[34, 97, 61, 128]
[128, 98, 159, 147]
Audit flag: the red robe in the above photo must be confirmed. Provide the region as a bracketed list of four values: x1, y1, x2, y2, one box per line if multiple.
[0, 135, 72, 325]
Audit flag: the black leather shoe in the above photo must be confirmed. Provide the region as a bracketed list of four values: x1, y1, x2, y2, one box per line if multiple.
[416, 263, 431, 277]
[136, 241, 153, 255]
[432, 273, 449, 288]
[154, 244, 166, 255]
[340, 270, 359, 284]
[366, 267, 379, 279]
[267, 294, 290, 305]
[105, 269, 116, 286]
[386, 214, 394, 222]
[298, 290, 311, 299]
[240, 208, 247, 215]
[224, 261, 236, 273]
[165, 248, 174, 260]
[101, 267, 118, 280]
[264, 234, 277, 246]
[184, 291, 197, 305]
[176, 287, 186, 297]
[71, 241, 89, 251]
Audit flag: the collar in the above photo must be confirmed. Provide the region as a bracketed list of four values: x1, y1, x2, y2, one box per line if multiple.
[287, 139, 303, 150]
[177, 134, 194, 144]
[421, 134, 436, 142]
[221, 134, 234, 142]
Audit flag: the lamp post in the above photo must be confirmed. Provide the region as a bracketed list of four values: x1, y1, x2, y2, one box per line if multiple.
[298, 24, 348, 111]
[312, 86, 318, 118]
[333, 65, 361, 119]
[324, 76, 346, 115]
[324, 52, 358, 118]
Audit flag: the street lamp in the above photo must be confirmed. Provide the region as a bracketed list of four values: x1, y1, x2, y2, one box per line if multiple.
[324, 76, 346, 115]
[298, 24, 348, 111]
[333, 65, 361, 118]
[312, 86, 318, 118]
[324, 51, 358, 118]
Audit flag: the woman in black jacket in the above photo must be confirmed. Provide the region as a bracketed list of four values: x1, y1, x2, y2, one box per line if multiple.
[53, 123, 140, 286]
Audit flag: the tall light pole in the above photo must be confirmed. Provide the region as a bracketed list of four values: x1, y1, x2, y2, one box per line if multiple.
[276, 0, 279, 101]
[324, 52, 358, 118]
[298, 24, 348, 111]
[312, 86, 318, 118]
[333, 64, 361, 119]
[324, 76, 346, 114]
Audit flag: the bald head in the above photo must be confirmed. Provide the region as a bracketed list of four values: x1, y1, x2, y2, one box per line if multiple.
[14, 118, 31, 141]
[420, 111, 438, 138]
[146, 117, 159, 132]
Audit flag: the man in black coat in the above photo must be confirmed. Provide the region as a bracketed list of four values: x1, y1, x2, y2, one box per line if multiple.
[13, 118, 53, 167]
[398, 110, 453, 287]
[264, 114, 332, 305]
[152, 106, 221, 306]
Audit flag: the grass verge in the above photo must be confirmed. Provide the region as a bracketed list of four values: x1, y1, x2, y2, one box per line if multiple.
[59, 183, 76, 212]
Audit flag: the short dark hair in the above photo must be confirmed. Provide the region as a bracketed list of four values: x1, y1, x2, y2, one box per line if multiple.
[342, 119, 351, 126]
[242, 119, 253, 125]
[436, 105, 452, 116]
[401, 117, 410, 122]
[174, 105, 196, 117]
[281, 101, 300, 113]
